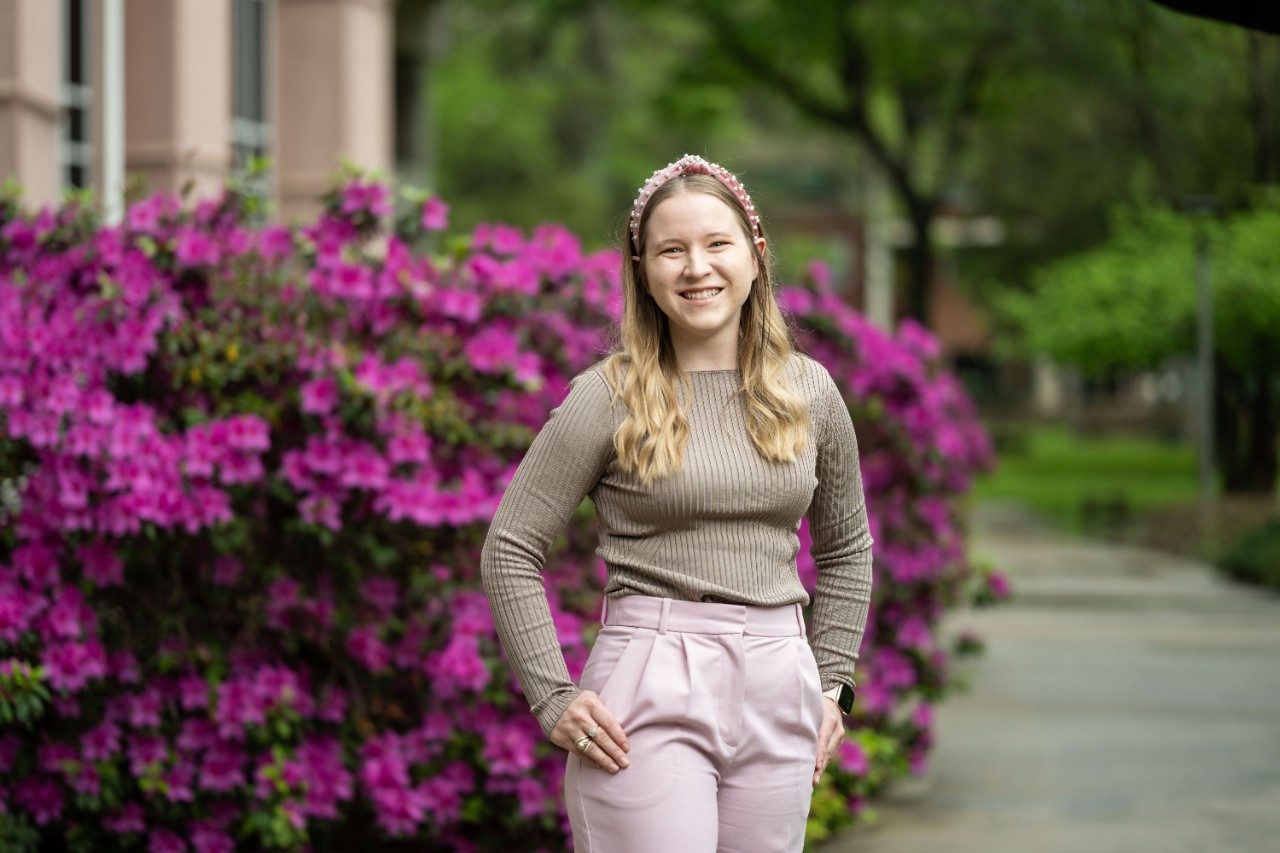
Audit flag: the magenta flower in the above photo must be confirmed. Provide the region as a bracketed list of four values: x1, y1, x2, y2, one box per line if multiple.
[174, 228, 219, 267]
[837, 740, 869, 775]
[481, 723, 538, 777]
[41, 638, 108, 692]
[257, 225, 294, 261]
[190, 822, 236, 853]
[463, 325, 519, 375]
[148, 827, 187, 853]
[199, 742, 247, 793]
[176, 718, 217, 754]
[424, 634, 490, 699]
[0, 582, 43, 643]
[421, 196, 449, 231]
[296, 736, 353, 818]
[128, 733, 168, 776]
[359, 576, 400, 616]
[128, 685, 164, 728]
[80, 720, 121, 762]
[300, 376, 338, 415]
[15, 776, 65, 825]
[339, 179, 392, 218]
[13, 542, 60, 589]
[346, 625, 392, 672]
[103, 801, 146, 834]
[77, 541, 124, 587]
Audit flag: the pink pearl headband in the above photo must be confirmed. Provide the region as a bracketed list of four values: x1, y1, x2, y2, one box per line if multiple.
[628, 154, 762, 254]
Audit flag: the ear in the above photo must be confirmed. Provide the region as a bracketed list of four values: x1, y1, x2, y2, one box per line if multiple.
[752, 236, 766, 279]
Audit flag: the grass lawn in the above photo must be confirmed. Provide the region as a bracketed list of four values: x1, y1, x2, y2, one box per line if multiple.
[971, 424, 1201, 536]
[971, 423, 1279, 561]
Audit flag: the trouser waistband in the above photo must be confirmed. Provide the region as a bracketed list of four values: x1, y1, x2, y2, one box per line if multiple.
[601, 594, 806, 637]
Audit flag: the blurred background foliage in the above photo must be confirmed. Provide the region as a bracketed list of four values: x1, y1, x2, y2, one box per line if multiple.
[414, 0, 1280, 293]
[403, 0, 1280, 576]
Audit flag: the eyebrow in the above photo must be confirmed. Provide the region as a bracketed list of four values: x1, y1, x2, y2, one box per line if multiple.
[653, 232, 734, 247]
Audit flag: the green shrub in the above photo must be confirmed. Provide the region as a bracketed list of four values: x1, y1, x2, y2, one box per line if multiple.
[1218, 517, 1280, 591]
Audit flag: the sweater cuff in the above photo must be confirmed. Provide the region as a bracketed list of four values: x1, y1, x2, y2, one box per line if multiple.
[820, 674, 856, 694]
[532, 687, 581, 740]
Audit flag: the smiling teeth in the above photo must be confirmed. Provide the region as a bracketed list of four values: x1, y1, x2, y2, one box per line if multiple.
[681, 289, 722, 300]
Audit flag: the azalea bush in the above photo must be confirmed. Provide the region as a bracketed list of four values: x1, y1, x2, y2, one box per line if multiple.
[0, 171, 1004, 851]
[780, 270, 1004, 839]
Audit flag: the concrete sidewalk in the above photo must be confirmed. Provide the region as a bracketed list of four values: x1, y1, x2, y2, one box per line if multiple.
[820, 501, 1280, 853]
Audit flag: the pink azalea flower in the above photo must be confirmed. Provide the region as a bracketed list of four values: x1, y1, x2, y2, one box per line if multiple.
[299, 377, 338, 415]
[420, 196, 449, 231]
[837, 740, 869, 775]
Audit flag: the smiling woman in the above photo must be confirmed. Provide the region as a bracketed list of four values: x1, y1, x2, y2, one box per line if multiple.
[480, 153, 872, 853]
[637, 191, 765, 366]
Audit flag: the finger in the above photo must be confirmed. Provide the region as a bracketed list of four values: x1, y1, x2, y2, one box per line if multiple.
[574, 700, 630, 772]
[591, 699, 630, 754]
[585, 727, 630, 771]
[828, 727, 844, 756]
[579, 737, 627, 772]
[581, 705, 629, 771]
[815, 719, 832, 762]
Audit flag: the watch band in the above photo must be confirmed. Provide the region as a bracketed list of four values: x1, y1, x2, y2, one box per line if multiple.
[823, 682, 855, 715]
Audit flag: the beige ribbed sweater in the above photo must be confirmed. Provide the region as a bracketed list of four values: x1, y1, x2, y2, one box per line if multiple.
[479, 352, 874, 738]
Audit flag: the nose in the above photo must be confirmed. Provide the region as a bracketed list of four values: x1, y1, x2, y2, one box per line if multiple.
[683, 246, 712, 279]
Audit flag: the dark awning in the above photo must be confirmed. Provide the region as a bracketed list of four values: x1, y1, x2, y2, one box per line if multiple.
[1149, 1, 1280, 35]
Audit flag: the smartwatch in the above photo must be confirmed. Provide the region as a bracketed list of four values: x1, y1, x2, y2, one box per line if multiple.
[822, 682, 855, 715]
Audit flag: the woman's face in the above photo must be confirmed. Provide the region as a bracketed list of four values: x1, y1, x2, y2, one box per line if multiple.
[634, 190, 766, 349]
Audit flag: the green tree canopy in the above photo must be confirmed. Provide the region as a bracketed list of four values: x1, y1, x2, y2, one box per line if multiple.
[997, 196, 1280, 378]
[996, 193, 1280, 492]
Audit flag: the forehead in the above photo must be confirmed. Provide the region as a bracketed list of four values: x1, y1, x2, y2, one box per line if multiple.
[644, 191, 742, 241]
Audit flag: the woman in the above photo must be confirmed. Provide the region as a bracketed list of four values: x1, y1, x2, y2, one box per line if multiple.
[479, 154, 874, 852]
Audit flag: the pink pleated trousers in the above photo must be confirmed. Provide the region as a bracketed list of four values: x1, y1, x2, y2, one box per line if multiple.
[564, 594, 825, 852]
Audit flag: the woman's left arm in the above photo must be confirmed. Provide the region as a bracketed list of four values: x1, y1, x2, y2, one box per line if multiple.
[805, 372, 875, 699]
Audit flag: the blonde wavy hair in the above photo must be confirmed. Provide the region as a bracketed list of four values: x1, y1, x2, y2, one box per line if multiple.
[598, 172, 812, 487]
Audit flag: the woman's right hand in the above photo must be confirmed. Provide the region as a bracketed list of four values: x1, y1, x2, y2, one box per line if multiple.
[550, 690, 631, 773]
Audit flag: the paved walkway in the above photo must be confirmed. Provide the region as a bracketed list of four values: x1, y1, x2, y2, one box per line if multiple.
[821, 500, 1280, 853]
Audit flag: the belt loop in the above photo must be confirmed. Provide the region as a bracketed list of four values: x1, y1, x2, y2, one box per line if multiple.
[601, 595, 609, 626]
[658, 597, 672, 635]
[795, 602, 806, 638]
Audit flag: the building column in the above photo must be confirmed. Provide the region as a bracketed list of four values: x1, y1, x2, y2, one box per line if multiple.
[0, 0, 61, 207]
[275, 0, 392, 222]
[123, 0, 233, 200]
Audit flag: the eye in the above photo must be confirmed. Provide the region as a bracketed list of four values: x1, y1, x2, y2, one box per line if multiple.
[711, 240, 730, 247]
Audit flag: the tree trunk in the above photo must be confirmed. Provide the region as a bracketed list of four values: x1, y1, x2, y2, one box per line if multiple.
[902, 197, 936, 324]
[1245, 365, 1279, 491]
[1215, 357, 1280, 493]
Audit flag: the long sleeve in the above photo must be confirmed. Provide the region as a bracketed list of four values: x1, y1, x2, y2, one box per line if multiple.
[479, 367, 616, 739]
[806, 371, 875, 694]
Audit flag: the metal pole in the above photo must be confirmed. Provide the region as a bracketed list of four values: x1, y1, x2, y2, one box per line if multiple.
[102, 0, 124, 225]
[863, 163, 895, 331]
[1194, 221, 1216, 536]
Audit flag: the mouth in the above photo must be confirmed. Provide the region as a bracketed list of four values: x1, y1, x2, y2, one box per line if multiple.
[679, 287, 724, 303]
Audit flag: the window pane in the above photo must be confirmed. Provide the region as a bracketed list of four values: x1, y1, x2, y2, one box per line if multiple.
[65, 0, 85, 85]
[233, 0, 265, 123]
